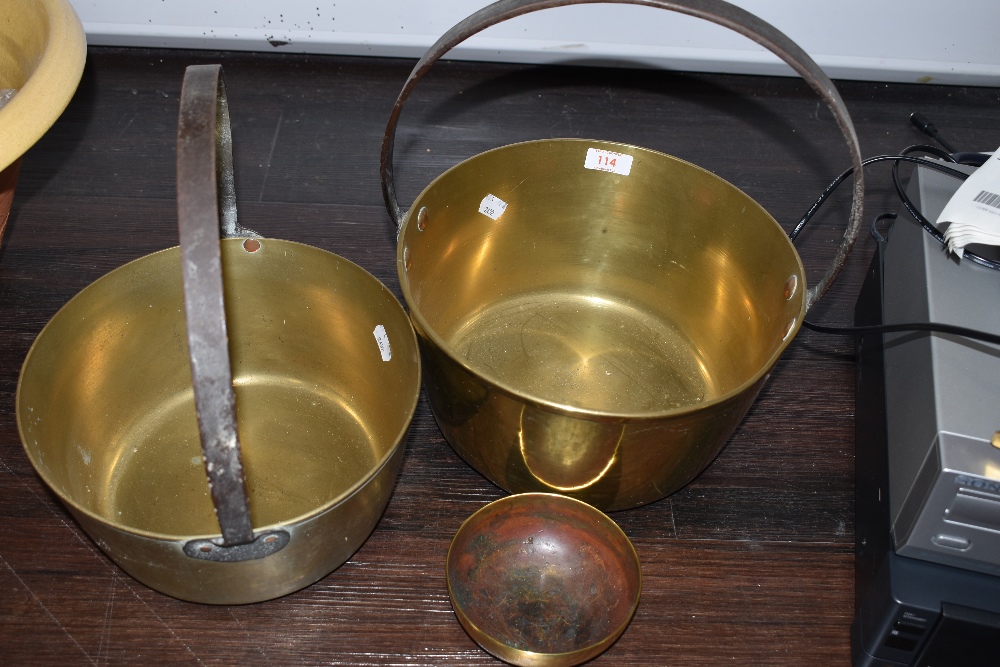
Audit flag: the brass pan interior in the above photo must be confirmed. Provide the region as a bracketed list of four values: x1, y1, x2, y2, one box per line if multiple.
[18, 238, 420, 541]
[401, 139, 805, 419]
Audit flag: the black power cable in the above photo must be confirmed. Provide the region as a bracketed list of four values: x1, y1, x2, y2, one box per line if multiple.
[910, 111, 957, 154]
[890, 145, 1000, 271]
[790, 140, 999, 345]
[802, 319, 1000, 346]
[788, 151, 970, 242]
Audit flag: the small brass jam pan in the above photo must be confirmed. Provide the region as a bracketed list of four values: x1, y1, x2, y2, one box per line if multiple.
[447, 493, 641, 667]
[16, 65, 421, 604]
[17, 240, 420, 603]
[381, 0, 864, 511]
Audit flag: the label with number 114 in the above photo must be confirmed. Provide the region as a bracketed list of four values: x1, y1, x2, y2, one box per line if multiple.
[584, 147, 633, 176]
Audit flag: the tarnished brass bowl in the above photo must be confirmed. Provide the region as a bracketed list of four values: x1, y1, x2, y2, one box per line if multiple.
[447, 493, 641, 667]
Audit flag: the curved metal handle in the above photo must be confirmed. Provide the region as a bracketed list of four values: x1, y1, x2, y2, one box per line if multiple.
[379, 0, 864, 309]
[177, 64, 285, 560]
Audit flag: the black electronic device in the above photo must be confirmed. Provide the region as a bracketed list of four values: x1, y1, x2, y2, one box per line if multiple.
[851, 165, 1000, 666]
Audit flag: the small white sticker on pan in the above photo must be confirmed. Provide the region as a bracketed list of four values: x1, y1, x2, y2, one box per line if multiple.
[373, 324, 392, 361]
[479, 194, 508, 220]
[584, 148, 633, 176]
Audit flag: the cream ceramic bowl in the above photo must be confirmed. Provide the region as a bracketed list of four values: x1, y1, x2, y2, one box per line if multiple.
[0, 0, 86, 171]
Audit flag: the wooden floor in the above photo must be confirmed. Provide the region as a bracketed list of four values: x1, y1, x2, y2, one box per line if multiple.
[0, 47, 997, 665]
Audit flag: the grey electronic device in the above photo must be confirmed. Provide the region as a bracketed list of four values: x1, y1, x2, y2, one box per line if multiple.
[882, 162, 1000, 576]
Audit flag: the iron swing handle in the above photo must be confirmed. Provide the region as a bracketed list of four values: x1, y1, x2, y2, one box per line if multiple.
[176, 63, 287, 561]
[378, 0, 865, 310]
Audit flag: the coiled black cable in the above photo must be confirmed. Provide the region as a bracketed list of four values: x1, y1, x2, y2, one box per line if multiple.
[791, 147, 999, 344]
[789, 150, 971, 242]
[890, 145, 1000, 271]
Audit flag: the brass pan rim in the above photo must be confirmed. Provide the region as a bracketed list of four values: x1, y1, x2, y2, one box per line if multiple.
[398, 137, 807, 422]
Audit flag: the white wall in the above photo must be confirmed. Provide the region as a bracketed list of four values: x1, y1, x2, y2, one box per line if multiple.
[71, 0, 1000, 86]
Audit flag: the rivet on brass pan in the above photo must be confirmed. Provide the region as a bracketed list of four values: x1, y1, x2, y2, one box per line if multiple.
[784, 275, 797, 300]
[403, 246, 412, 271]
[416, 206, 428, 231]
[782, 318, 797, 341]
[242, 238, 261, 253]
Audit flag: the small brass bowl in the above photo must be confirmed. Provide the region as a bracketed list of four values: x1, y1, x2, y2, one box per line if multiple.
[447, 494, 641, 667]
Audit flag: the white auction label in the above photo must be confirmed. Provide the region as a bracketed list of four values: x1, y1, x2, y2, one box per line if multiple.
[479, 194, 508, 220]
[373, 324, 392, 361]
[584, 148, 633, 176]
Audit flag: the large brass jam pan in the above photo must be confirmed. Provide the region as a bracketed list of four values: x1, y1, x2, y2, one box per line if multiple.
[16, 66, 421, 604]
[381, 0, 864, 511]
[400, 141, 805, 510]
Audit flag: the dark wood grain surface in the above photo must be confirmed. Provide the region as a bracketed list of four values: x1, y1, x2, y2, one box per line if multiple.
[1, 47, 997, 665]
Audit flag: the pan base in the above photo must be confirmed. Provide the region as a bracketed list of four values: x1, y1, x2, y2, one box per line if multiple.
[448, 291, 715, 414]
[102, 379, 379, 537]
